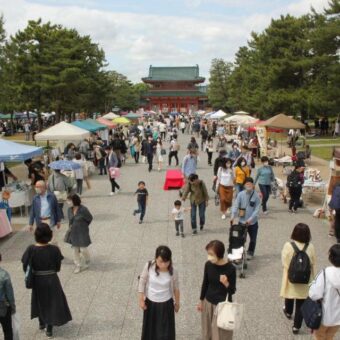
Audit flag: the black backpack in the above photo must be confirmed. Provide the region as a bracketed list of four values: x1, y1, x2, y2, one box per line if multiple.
[287, 171, 301, 188]
[288, 242, 311, 284]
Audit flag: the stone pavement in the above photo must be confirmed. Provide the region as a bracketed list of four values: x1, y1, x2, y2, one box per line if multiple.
[0, 133, 339, 340]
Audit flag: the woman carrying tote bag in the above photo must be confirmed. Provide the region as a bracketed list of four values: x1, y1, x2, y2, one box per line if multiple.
[197, 240, 236, 340]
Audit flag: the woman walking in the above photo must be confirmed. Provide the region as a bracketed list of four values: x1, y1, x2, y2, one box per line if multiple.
[233, 157, 250, 196]
[66, 194, 93, 274]
[216, 158, 234, 220]
[22, 224, 72, 338]
[73, 153, 85, 195]
[206, 136, 214, 166]
[198, 240, 236, 340]
[309, 244, 340, 340]
[156, 137, 164, 171]
[254, 156, 275, 215]
[132, 135, 141, 164]
[105, 146, 121, 196]
[138, 245, 180, 340]
[280, 223, 315, 335]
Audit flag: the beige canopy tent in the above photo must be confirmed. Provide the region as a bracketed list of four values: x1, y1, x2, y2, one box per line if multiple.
[258, 113, 305, 129]
[35, 121, 90, 141]
[102, 112, 119, 120]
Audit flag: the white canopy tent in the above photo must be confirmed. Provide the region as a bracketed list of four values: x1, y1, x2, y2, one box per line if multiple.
[233, 110, 250, 115]
[204, 111, 215, 118]
[209, 109, 228, 119]
[224, 115, 257, 125]
[102, 112, 119, 119]
[35, 121, 90, 141]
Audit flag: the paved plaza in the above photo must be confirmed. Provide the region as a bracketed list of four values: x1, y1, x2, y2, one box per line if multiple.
[0, 134, 338, 340]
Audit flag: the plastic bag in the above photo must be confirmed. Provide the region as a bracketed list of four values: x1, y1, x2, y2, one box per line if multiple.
[12, 313, 20, 340]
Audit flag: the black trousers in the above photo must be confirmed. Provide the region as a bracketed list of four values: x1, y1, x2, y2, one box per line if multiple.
[335, 210, 340, 242]
[289, 187, 302, 211]
[207, 151, 213, 165]
[284, 298, 305, 329]
[147, 154, 153, 171]
[0, 307, 13, 340]
[160, 131, 166, 140]
[134, 151, 140, 163]
[168, 151, 179, 166]
[39, 317, 53, 334]
[110, 178, 120, 192]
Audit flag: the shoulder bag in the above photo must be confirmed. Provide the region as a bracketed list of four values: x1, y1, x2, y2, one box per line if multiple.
[217, 298, 244, 331]
[25, 248, 35, 289]
[301, 269, 325, 330]
[52, 175, 67, 202]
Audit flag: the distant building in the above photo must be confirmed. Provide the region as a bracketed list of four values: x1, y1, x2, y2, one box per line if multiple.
[142, 65, 208, 113]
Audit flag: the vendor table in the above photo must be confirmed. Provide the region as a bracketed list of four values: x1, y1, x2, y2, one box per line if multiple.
[163, 170, 184, 190]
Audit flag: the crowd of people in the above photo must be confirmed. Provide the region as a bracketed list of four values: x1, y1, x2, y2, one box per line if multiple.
[0, 112, 340, 340]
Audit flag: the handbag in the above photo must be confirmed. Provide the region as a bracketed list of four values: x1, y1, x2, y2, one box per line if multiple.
[301, 269, 325, 330]
[109, 167, 120, 179]
[64, 227, 72, 244]
[216, 300, 244, 331]
[25, 249, 35, 289]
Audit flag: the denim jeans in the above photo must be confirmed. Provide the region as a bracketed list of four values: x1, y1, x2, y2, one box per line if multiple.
[99, 159, 107, 175]
[134, 201, 146, 221]
[235, 183, 244, 196]
[247, 222, 259, 255]
[191, 202, 206, 230]
[259, 184, 271, 212]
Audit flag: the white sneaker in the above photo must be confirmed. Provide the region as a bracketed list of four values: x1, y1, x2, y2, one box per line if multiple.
[263, 211, 268, 215]
[221, 214, 226, 220]
[74, 266, 81, 274]
[109, 192, 115, 196]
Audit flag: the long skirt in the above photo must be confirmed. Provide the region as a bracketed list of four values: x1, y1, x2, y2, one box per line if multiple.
[218, 185, 233, 212]
[142, 298, 175, 340]
[31, 274, 72, 326]
[202, 299, 233, 340]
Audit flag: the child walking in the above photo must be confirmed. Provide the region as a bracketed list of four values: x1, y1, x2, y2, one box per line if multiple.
[133, 181, 149, 224]
[171, 200, 190, 238]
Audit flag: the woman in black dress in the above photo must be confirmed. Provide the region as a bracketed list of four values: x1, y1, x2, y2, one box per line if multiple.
[198, 240, 236, 340]
[22, 223, 72, 338]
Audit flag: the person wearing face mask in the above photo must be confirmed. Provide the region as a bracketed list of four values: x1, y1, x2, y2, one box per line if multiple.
[29, 181, 62, 244]
[228, 143, 240, 162]
[216, 158, 234, 220]
[198, 240, 236, 340]
[286, 165, 305, 213]
[66, 194, 93, 274]
[233, 157, 250, 195]
[254, 156, 275, 215]
[231, 177, 261, 260]
[138, 246, 180, 340]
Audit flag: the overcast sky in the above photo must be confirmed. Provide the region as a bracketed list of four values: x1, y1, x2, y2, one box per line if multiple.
[0, 0, 330, 83]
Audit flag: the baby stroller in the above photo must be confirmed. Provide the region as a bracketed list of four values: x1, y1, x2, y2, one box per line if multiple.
[227, 223, 248, 278]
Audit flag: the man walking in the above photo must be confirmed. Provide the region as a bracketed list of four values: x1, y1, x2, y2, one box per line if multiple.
[182, 174, 209, 235]
[29, 180, 62, 244]
[231, 177, 261, 260]
[145, 135, 156, 172]
[182, 150, 197, 180]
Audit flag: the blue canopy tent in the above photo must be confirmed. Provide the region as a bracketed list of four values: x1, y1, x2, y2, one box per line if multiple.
[84, 119, 106, 130]
[71, 120, 106, 133]
[0, 139, 44, 188]
[0, 139, 43, 162]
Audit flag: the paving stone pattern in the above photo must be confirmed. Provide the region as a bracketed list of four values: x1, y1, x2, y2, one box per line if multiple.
[0, 133, 339, 340]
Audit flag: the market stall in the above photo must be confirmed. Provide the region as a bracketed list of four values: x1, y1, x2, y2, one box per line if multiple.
[209, 110, 228, 120]
[0, 140, 44, 237]
[96, 117, 116, 129]
[102, 112, 119, 119]
[112, 117, 131, 125]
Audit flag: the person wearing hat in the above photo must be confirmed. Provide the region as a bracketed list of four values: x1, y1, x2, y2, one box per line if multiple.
[231, 177, 261, 260]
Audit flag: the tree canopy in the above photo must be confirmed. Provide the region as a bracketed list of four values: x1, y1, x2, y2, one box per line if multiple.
[208, 1, 340, 119]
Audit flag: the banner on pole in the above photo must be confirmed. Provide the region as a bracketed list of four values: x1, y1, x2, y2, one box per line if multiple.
[256, 127, 267, 156]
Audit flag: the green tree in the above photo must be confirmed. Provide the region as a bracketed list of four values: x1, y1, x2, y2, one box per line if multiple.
[207, 58, 233, 111]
